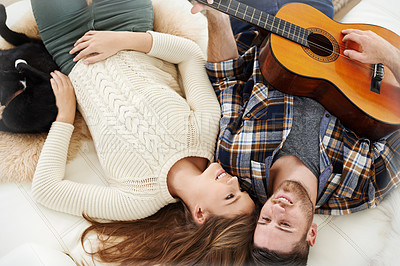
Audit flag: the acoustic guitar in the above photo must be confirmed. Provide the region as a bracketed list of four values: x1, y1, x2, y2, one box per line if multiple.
[196, 0, 400, 140]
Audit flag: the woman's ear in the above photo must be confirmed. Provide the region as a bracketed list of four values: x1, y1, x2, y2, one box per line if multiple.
[193, 205, 207, 225]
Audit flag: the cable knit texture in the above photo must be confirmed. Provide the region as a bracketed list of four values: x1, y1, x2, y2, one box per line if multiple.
[32, 32, 221, 221]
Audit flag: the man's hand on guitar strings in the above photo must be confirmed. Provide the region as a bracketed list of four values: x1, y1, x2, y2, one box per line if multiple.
[342, 29, 393, 65]
[342, 29, 400, 84]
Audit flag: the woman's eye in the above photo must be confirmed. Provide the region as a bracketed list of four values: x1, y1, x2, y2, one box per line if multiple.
[281, 222, 290, 227]
[225, 193, 234, 200]
[262, 217, 271, 222]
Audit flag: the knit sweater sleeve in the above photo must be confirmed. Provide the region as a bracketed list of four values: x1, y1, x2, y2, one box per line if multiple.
[147, 31, 220, 116]
[147, 32, 221, 152]
[32, 122, 163, 221]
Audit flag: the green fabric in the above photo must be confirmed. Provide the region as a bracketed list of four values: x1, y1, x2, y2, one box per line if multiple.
[31, 0, 153, 74]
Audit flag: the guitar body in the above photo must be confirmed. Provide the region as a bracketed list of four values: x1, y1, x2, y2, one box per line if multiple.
[259, 3, 400, 140]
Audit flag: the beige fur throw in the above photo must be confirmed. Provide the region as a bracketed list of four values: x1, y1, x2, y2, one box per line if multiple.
[0, 0, 208, 183]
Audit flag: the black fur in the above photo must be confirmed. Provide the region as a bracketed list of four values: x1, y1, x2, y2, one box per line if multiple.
[0, 4, 58, 133]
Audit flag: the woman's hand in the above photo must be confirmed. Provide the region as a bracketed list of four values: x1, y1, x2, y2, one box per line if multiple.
[69, 31, 153, 64]
[69, 31, 126, 64]
[50, 71, 76, 125]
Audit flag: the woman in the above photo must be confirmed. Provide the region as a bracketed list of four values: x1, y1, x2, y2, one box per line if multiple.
[31, 0, 256, 264]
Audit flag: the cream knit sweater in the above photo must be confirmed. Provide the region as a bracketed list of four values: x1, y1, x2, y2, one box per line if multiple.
[32, 32, 221, 221]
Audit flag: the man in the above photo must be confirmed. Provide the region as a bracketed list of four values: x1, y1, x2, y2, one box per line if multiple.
[192, 0, 400, 264]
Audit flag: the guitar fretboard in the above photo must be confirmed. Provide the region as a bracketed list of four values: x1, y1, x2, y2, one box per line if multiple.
[197, 0, 311, 46]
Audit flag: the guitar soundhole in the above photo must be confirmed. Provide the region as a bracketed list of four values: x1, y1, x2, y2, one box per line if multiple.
[302, 28, 339, 63]
[307, 33, 333, 57]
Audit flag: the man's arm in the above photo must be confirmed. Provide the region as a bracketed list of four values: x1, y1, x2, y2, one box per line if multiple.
[191, 1, 239, 62]
[342, 29, 400, 84]
[205, 10, 239, 62]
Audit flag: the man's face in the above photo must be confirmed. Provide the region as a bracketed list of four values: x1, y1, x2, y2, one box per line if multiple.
[253, 180, 316, 252]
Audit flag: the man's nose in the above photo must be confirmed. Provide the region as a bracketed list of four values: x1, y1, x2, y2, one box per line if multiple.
[272, 202, 286, 215]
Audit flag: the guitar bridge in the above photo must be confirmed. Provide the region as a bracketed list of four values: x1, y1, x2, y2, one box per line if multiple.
[370, 63, 384, 94]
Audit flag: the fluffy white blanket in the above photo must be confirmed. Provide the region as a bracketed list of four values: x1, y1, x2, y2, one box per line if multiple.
[370, 188, 400, 265]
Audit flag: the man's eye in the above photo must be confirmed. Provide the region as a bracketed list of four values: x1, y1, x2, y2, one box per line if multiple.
[281, 222, 290, 227]
[262, 217, 271, 222]
[225, 193, 234, 200]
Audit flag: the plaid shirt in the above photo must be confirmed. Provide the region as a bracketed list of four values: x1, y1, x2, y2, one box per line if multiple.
[206, 33, 400, 215]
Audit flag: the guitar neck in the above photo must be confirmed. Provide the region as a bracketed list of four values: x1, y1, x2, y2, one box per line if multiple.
[196, 0, 310, 46]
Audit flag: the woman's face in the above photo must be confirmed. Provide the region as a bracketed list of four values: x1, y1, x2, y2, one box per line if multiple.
[196, 163, 255, 219]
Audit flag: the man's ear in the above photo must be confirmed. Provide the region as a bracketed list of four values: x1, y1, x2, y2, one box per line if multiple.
[193, 205, 207, 225]
[306, 223, 318, 247]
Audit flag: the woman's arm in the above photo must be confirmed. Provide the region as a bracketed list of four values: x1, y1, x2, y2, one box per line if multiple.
[32, 125, 162, 221]
[342, 29, 400, 84]
[50, 71, 76, 124]
[146, 31, 220, 115]
[72, 29, 220, 115]
[32, 73, 167, 220]
[69, 31, 153, 64]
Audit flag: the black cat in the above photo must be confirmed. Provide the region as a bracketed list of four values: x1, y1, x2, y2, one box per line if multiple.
[0, 4, 59, 133]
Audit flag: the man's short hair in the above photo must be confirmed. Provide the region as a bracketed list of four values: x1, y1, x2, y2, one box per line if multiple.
[251, 234, 310, 266]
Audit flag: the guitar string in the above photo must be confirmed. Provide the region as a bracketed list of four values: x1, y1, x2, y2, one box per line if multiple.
[225, 3, 375, 71]
[203, 1, 377, 72]
[199, 0, 343, 50]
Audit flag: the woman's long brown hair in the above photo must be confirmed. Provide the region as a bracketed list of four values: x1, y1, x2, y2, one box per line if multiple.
[80, 202, 257, 265]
